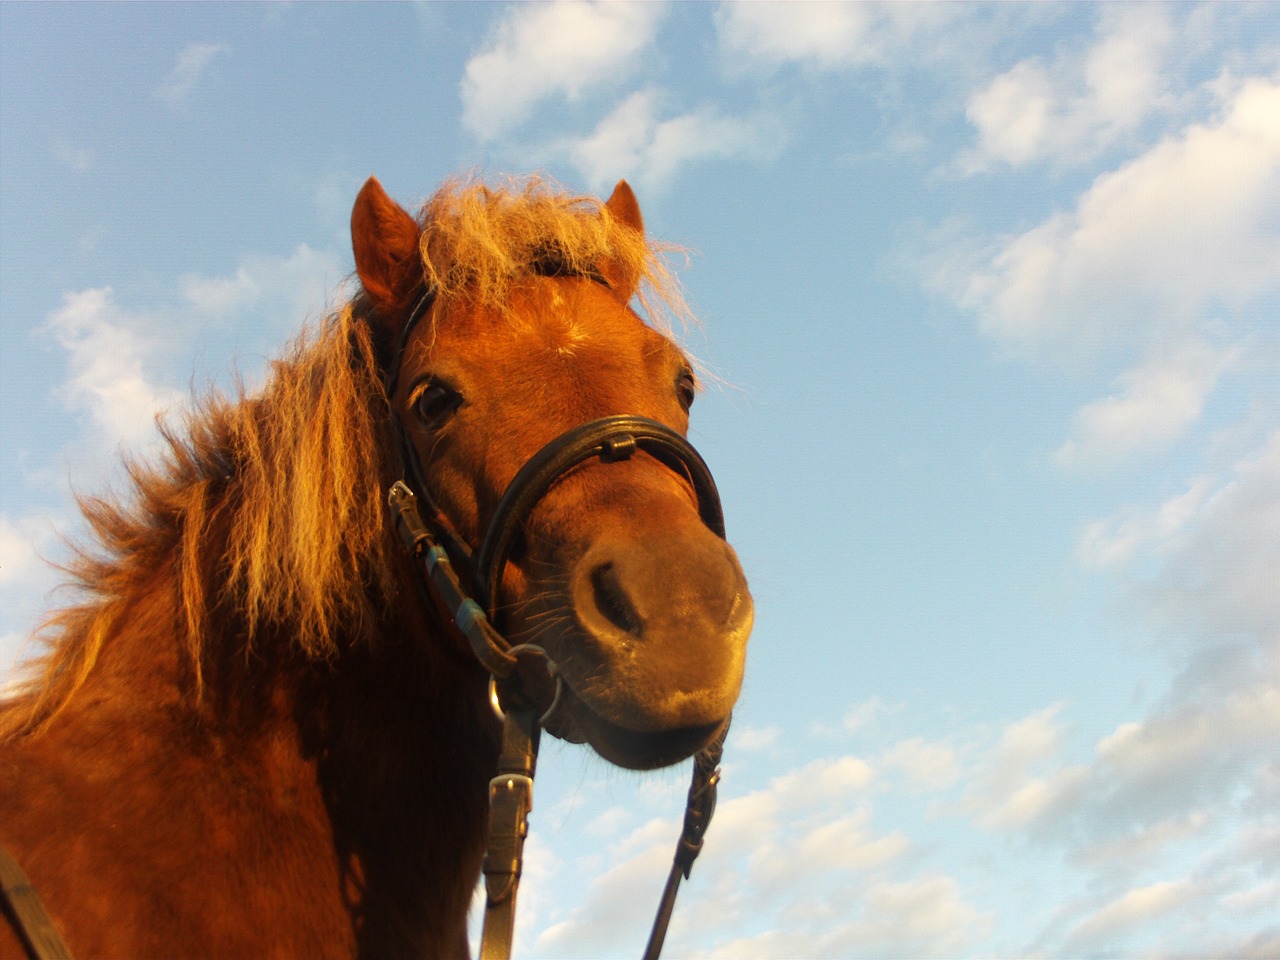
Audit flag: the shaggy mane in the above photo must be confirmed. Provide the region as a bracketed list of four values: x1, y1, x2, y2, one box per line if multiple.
[1, 310, 393, 738]
[1, 176, 691, 738]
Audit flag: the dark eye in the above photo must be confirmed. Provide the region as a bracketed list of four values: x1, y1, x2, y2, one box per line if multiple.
[413, 381, 463, 430]
[676, 370, 697, 412]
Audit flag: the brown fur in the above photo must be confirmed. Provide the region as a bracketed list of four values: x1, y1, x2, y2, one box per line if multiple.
[0, 176, 750, 958]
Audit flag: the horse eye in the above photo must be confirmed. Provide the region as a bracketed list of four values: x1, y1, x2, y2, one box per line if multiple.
[414, 382, 462, 429]
[676, 371, 697, 412]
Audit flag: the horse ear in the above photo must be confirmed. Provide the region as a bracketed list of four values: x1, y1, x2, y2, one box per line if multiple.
[601, 180, 644, 302]
[351, 177, 422, 319]
[605, 179, 644, 234]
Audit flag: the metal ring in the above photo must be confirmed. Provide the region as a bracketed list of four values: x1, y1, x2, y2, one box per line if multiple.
[536, 670, 566, 729]
[488, 646, 566, 728]
[488, 677, 505, 721]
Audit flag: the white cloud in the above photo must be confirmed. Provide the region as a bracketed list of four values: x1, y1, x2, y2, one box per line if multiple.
[527, 752, 990, 959]
[881, 736, 961, 792]
[961, 5, 1174, 171]
[559, 90, 785, 193]
[1072, 811, 1212, 871]
[1076, 475, 1214, 569]
[34, 246, 342, 488]
[0, 514, 44, 588]
[0, 507, 76, 684]
[531, 832, 674, 957]
[1147, 432, 1280, 644]
[1221, 877, 1280, 916]
[965, 60, 1057, 168]
[1063, 878, 1198, 952]
[1001, 441, 1280, 845]
[715, 0, 964, 72]
[696, 874, 991, 960]
[716, 0, 880, 70]
[948, 665, 1279, 855]
[179, 243, 344, 330]
[957, 704, 1087, 831]
[44, 288, 185, 451]
[1092, 685, 1280, 809]
[1079, 431, 1280, 642]
[582, 804, 633, 841]
[811, 694, 895, 737]
[732, 724, 780, 751]
[154, 43, 230, 110]
[1054, 339, 1239, 468]
[460, 1, 665, 142]
[961, 74, 1280, 361]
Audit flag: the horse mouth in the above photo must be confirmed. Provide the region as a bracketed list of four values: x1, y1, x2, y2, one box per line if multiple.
[543, 682, 728, 771]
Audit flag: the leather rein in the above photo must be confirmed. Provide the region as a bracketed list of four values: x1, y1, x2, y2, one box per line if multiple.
[384, 285, 729, 959]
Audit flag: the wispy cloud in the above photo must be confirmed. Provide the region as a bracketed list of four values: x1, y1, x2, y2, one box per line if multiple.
[1063, 878, 1200, 953]
[0, 514, 47, 589]
[525, 753, 993, 959]
[880, 736, 962, 792]
[154, 42, 230, 111]
[460, 1, 665, 142]
[458, 3, 788, 191]
[959, 5, 1176, 172]
[956, 704, 1082, 831]
[695, 873, 991, 960]
[1054, 340, 1239, 469]
[179, 243, 344, 331]
[44, 287, 185, 452]
[0, 507, 82, 680]
[715, 0, 967, 73]
[960, 75, 1280, 363]
[556, 90, 786, 193]
[1078, 430, 1280, 643]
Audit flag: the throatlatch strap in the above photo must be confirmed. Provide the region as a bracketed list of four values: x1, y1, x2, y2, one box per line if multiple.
[0, 844, 73, 960]
[479, 707, 541, 960]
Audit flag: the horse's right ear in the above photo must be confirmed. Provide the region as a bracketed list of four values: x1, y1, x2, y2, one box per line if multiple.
[601, 180, 645, 302]
[351, 177, 422, 321]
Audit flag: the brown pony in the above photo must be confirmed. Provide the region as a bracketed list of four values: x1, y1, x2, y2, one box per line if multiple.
[0, 176, 751, 958]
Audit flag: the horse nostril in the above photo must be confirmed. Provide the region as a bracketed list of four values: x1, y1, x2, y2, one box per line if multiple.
[590, 561, 643, 637]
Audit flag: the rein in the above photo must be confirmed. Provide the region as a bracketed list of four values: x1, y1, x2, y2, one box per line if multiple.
[0, 845, 72, 960]
[385, 287, 729, 959]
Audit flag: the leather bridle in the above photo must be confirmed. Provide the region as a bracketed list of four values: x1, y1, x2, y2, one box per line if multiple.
[384, 285, 729, 959]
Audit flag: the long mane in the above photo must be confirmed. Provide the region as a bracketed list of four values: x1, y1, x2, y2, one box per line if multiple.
[1, 176, 689, 738]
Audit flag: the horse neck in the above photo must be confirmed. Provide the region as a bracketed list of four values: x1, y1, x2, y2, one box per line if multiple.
[284, 573, 502, 952]
[18, 561, 499, 955]
[59, 544, 499, 768]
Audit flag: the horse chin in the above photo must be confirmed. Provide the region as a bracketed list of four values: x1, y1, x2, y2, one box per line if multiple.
[542, 684, 727, 771]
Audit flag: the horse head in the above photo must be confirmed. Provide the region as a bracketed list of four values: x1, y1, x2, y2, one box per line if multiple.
[351, 177, 752, 770]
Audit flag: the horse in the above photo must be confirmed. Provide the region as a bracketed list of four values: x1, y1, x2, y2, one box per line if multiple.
[0, 175, 752, 958]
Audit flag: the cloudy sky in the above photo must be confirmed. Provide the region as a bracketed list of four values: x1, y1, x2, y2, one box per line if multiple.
[2, 3, 1278, 957]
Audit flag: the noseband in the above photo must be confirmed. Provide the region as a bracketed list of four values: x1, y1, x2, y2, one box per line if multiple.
[384, 288, 728, 959]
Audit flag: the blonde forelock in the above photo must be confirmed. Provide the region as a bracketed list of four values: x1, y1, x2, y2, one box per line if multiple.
[416, 176, 691, 334]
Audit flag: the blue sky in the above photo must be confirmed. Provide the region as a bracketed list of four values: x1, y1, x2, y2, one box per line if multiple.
[2, 3, 1278, 956]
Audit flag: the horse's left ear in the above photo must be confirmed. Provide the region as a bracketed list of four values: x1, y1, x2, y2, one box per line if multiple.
[352, 177, 423, 327]
[601, 180, 644, 302]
